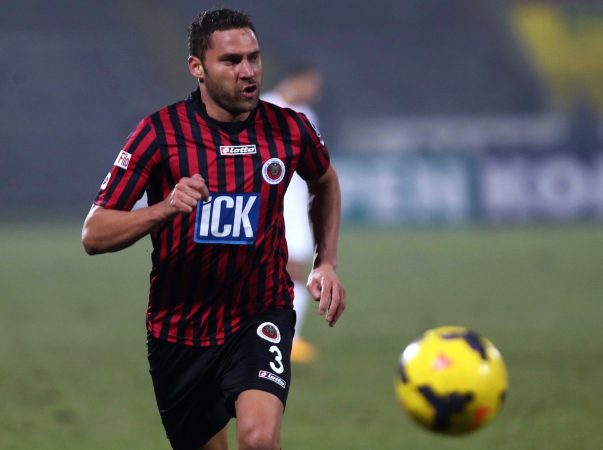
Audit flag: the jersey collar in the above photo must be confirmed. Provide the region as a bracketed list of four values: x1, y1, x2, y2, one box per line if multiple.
[189, 88, 258, 134]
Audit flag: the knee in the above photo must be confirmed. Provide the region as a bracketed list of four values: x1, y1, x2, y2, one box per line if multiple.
[237, 423, 280, 450]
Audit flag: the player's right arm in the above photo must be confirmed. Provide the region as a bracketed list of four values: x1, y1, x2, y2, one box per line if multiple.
[82, 174, 209, 255]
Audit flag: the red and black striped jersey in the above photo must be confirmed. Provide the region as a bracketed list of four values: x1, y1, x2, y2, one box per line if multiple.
[94, 89, 330, 346]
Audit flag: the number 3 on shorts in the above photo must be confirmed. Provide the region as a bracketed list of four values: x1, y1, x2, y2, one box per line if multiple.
[269, 345, 284, 374]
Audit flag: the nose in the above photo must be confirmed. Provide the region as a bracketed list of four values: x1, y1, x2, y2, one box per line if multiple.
[240, 59, 254, 79]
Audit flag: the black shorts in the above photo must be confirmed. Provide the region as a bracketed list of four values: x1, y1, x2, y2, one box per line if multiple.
[147, 309, 296, 450]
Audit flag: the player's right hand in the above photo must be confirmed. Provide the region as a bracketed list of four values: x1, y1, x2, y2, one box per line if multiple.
[307, 263, 346, 327]
[164, 174, 209, 217]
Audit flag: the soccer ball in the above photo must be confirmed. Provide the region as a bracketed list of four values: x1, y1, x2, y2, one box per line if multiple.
[394, 326, 508, 435]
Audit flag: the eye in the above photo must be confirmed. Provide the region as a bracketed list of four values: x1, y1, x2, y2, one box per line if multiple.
[221, 55, 242, 65]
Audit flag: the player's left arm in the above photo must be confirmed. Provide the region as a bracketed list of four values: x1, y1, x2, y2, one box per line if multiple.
[306, 166, 346, 327]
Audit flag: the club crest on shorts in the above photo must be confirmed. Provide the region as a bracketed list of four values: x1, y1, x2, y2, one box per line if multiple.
[262, 158, 285, 185]
[257, 322, 281, 343]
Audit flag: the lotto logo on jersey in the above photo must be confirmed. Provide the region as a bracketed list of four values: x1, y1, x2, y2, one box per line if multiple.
[194, 193, 260, 245]
[220, 145, 257, 155]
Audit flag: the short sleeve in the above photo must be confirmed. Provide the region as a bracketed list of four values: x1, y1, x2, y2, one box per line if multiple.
[295, 113, 330, 181]
[94, 117, 160, 211]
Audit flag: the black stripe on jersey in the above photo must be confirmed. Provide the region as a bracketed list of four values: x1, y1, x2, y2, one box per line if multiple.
[160, 104, 192, 343]
[177, 101, 209, 343]
[148, 111, 175, 337]
[99, 122, 155, 208]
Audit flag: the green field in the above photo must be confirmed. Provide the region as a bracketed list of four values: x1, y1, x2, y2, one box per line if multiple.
[1, 223, 602, 450]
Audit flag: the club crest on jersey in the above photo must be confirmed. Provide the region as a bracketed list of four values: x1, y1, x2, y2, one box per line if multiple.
[257, 322, 281, 343]
[262, 158, 285, 185]
[194, 193, 260, 245]
[100, 172, 111, 190]
[220, 144, 257, 156]
[114, 150, 131, 170]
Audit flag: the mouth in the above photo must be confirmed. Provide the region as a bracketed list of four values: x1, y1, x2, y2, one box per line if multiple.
[241, 84, 258, 99]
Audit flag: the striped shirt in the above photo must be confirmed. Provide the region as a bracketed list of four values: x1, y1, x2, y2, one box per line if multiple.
[94, 89, 330, 346]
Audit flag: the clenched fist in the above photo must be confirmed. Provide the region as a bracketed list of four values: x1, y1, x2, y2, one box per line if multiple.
[164, 174, 210, 217]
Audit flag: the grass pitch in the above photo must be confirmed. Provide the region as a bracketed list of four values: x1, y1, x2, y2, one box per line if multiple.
[1, 222, 602, 449]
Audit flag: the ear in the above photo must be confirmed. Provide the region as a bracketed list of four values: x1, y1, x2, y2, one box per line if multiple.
[188, 56, 204, 80]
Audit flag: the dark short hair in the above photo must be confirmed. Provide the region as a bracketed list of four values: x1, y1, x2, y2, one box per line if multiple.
[188, 8, 256, 60]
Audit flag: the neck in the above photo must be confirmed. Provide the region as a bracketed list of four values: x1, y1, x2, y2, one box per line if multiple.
[199, 85, 250, 122]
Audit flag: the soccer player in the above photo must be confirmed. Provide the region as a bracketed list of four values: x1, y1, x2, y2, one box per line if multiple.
[262, 65, 324, 363]
[81, 8, 346, 450]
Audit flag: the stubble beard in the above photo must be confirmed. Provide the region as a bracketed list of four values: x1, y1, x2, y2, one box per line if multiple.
[203, 72, 259, 120]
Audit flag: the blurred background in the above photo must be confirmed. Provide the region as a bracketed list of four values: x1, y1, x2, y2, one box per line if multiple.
[2, 0, 603, 223]
[1, 1, 602, 449]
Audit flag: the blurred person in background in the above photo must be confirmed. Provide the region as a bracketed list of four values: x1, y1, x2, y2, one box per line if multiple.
[82, 8, 345, 450]
[262, 65, 324, 363]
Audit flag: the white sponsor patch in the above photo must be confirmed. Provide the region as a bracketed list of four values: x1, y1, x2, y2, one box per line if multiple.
[256, 322, 281, 343]
[220, 145, 257, 156]
[114, 150, 131, 170]
[262, 158, 285, 185]
[258, 370, 286, 389]
[194, 193, 260, 245]
[100, 172, 111, 190]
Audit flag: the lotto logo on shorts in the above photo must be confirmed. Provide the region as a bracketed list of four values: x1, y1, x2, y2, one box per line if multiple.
[258, 370, 286, 389]
[194, 193, 260, 245]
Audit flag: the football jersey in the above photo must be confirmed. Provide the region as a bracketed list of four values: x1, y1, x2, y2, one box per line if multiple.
[94, 89, 330, 346]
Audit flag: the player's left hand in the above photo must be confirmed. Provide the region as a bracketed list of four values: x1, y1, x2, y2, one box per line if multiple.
[307, 264, 346, 327]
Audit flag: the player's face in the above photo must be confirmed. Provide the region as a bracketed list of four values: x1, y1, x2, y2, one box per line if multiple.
[197, 28, 262, 122]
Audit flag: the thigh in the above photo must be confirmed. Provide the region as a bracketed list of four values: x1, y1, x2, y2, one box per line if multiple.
[235, 389, 284, 448]
[221, 309, 296, 412]
[147, 336, 231, 450]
